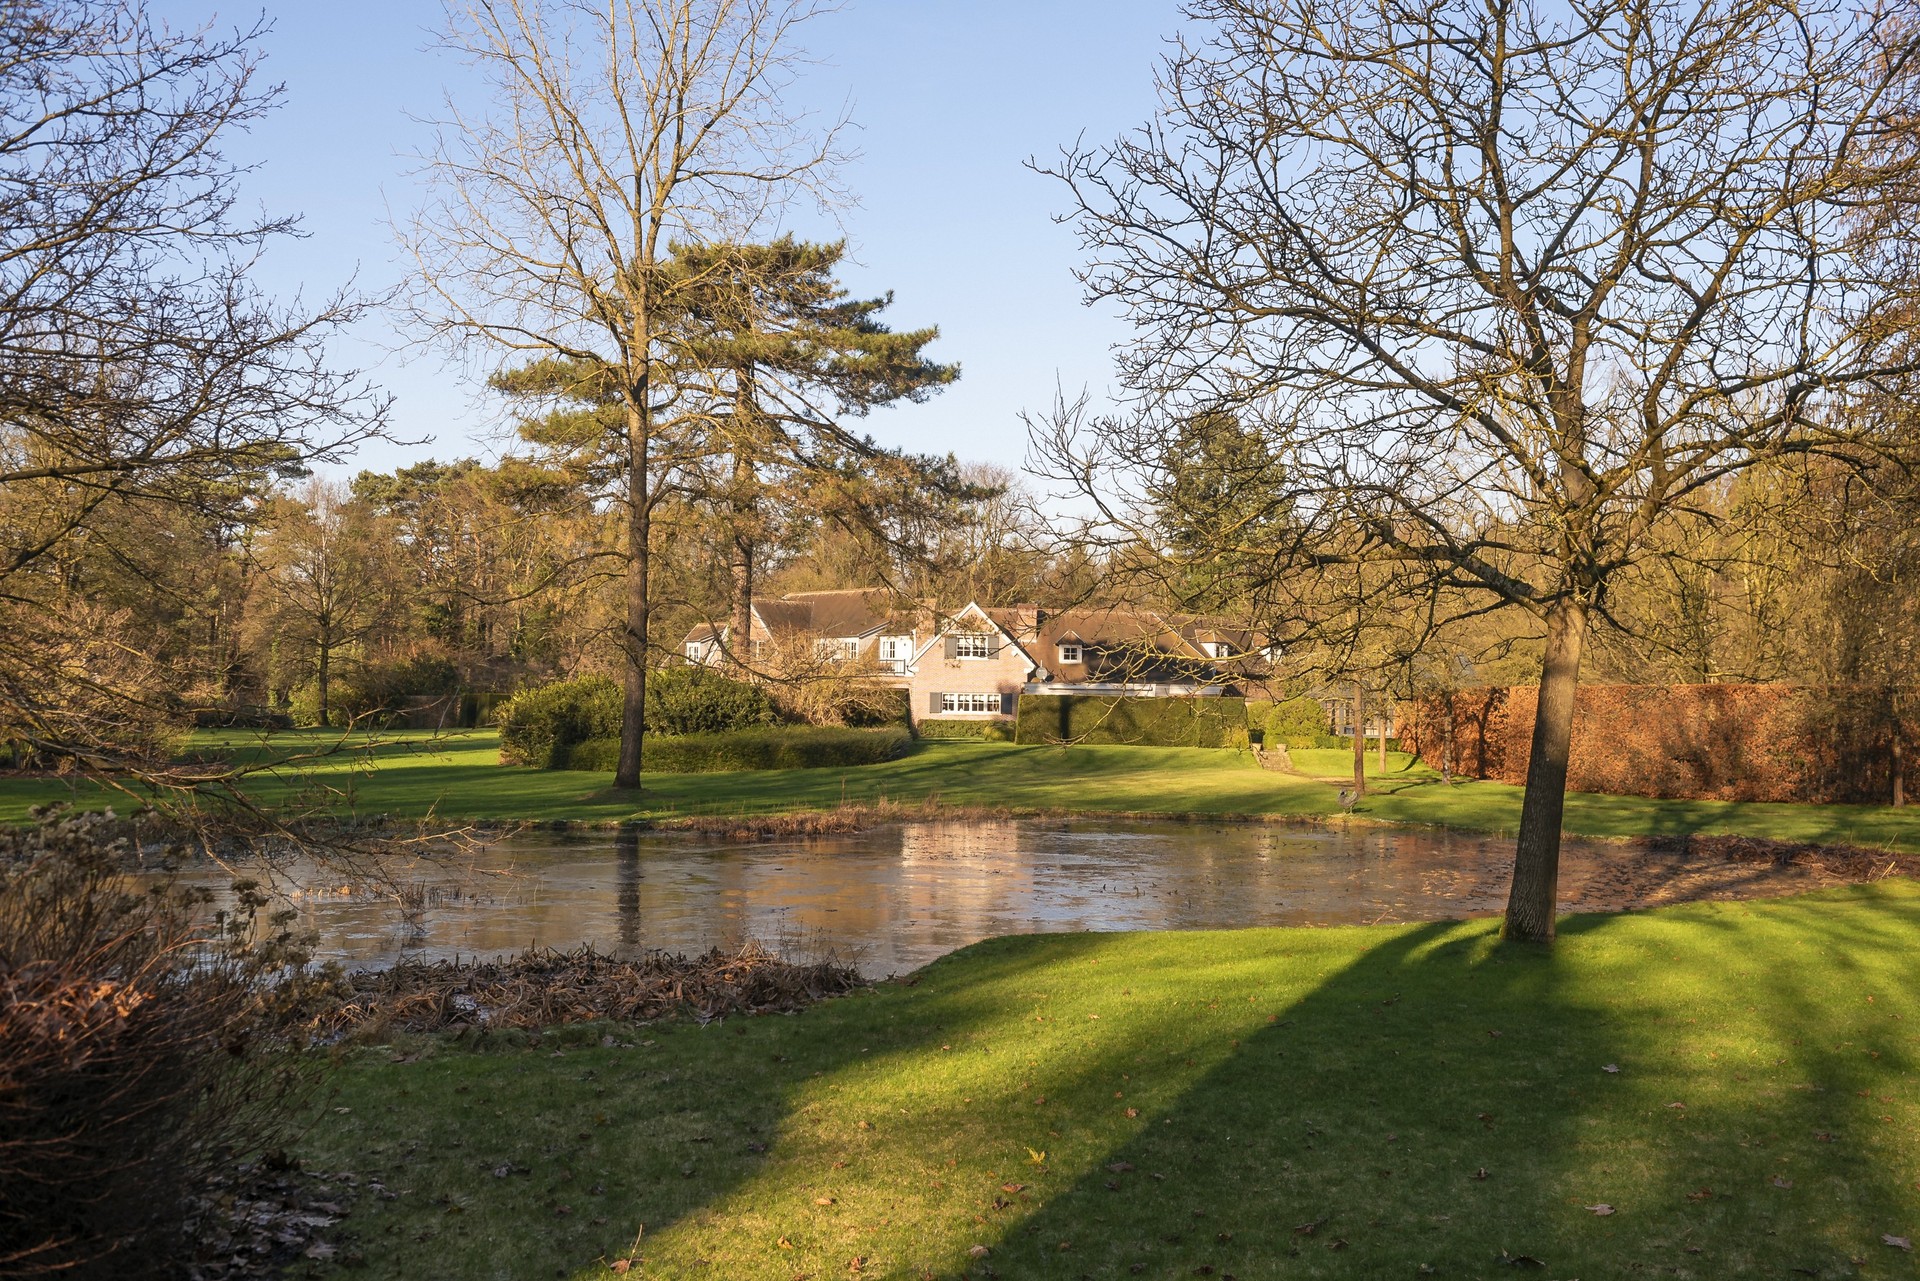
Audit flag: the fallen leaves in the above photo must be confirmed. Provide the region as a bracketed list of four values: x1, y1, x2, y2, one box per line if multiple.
[1884, 1235, 1913, 1251]
[1770, 1175, 1795, 1189]
[1601, 1063, 1621, 1074]
[1584, 1204, 1615, 1216]
[1686, 1187, 1714, 1202]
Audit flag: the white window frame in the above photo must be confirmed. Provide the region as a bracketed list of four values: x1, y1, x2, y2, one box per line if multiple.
[878, 635, 910, 673]
[941, 692, 1001, 714]
[1057, 642, 1082, 664]
[684, 641, 708, 663]
[953, 632, 993, 659]
[1210, 641, 1232, 659]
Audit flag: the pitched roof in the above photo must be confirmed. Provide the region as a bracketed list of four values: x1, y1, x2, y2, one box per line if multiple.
[773, 589, 896, 638]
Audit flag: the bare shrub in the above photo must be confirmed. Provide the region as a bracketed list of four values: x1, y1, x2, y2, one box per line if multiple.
[0, 809, 320, 1279]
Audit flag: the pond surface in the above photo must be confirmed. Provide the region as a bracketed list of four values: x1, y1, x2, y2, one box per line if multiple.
[185, 818, 1672, 976]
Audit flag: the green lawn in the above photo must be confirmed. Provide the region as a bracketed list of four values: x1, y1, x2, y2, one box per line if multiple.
[295, 884, 1920, 1280]
[6, 728, 1920, 851]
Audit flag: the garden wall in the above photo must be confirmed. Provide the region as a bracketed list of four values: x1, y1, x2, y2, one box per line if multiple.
[1397, 684, 1917, 804]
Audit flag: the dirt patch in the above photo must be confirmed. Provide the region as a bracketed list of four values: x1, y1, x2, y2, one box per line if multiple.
[305, 941, 864, 1038]
[1557, 834, 1912, 911]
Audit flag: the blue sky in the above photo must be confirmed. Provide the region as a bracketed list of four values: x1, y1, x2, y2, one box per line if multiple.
[159, 2, 1187, 477]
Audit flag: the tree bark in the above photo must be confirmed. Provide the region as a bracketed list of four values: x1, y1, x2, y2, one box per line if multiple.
[316, 633, 331, 728]
[1378, 705, 1387, 774]
[1352, 680, 1366, 797]
[615, 385, 651, 790]
[1894, 731, 1905, 809]
[1503, 598, 1590, 943]
[728, 383, 757, 671]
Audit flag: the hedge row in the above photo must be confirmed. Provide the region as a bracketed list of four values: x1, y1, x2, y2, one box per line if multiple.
[1014, 694, 1250, 748]
[914, 718, 1015, 742]
[565, 726, 913, 774]
[497, 669, 782, 768]
[1246, 696, 1328, 749]
[1398, 683, 1919, 804]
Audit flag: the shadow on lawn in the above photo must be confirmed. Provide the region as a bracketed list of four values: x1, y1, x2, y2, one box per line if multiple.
[971, 892, 1920, 1280]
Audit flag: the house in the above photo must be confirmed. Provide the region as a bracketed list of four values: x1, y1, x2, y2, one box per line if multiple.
[907, 602, 1276, 726]
[682, 591, 1276, 728]
[681, 589, 917, 672]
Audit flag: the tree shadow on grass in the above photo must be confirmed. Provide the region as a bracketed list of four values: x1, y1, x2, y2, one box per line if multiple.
[306, 886, 1920, 1280]
[962, 887, 1920, 1280]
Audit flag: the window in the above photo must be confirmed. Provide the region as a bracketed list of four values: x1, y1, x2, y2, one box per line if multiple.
[942, 692, 1001, 714]
[878, 635, 910, 673]
[953, 632, 992, 659]
[1057, 642, 1082, 664]
[684, 641, 708, 663]
[1209, 641, 1233, 659]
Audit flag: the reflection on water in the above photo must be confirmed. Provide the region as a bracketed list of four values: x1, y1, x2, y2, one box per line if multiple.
[181, 819, 1623, 976]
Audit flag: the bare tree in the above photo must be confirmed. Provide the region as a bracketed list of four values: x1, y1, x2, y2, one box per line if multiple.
[245, 482, 398, 727]
[403, 0, 846, 789]
[0, 0, 387, 781]
[1037, 0, 1920, 941]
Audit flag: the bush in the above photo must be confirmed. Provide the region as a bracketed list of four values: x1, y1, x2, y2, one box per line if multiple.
[915, 718, 1015, 742]
[0, 810, 317, 1278]
[497, 675, 623, 767]
[1249, 696, 1328, 749]
[645, 664, 782, 735]
[1015, 695, 1251, 748]
[564, 725, 913, 773]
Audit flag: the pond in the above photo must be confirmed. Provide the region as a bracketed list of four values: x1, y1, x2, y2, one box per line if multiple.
[174, 817, 1794, 977]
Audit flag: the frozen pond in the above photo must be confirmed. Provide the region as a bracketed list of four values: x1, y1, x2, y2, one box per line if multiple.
[174, 818, 1678, 976]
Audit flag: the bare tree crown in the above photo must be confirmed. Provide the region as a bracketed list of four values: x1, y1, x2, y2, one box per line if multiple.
[1046, 0, 1919, 616]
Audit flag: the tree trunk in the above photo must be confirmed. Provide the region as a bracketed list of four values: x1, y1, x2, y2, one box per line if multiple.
[1894, 732, 1905, 809]
[1378, 706, 1387, 774]
[1503, 598, 1590, 943]
[729, 449, 755, 672]
[316, 636, 331, 728]
[1352, 680, 1366, 797]
[615, 386, 651, 791]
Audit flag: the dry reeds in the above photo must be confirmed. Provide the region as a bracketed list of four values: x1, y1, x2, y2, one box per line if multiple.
[307, 941, 863, 1038]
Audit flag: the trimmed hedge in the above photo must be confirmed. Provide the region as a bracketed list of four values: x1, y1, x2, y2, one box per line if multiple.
[915, 718, 1015, 742]
[1248, 696, 1328, 749]
[1015, 694, 1250, 748]
[498, 668, 785, 768]
[646, 664, 781, 735]
[497, 676, 622, 768]
[564, 725, 912, 774]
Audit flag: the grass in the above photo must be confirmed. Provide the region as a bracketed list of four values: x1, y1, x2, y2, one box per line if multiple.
[294, 884, 1920, 1279]
[7, 729, 1920, 851]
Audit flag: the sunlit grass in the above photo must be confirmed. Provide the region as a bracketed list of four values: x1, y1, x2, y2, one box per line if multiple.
[295, 883, 1920, 1279]
[5, 728, 1920, 852]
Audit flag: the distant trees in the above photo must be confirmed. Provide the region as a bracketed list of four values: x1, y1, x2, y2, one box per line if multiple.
[0, 0, 383, 773]
[1041, 0, 1920, 941]
[403, 0, 846, 790]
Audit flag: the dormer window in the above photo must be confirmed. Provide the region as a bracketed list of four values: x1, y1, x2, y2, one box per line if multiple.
[1208, 641, 1232, 658]
[1057, 642, 1082, 664]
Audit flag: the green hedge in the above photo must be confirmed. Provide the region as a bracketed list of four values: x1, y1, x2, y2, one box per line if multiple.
[1014, 694, 1250, 748]
[564, 726, 913, 774]
[498, 668, 786, 768]
[914, 718, 1015, 742]
[497, 676, 622, 768]
[1248, 696, 1329, 749]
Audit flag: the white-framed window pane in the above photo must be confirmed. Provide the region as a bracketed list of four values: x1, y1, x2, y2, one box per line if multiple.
[941, 692, 999, 713]
[1058, 643, 1081, 663]
[954, 633, 991, 658]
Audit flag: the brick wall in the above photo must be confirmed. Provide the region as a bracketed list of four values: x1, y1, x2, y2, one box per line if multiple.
[905, 641, 1034, 724]
[1398, 684, 1917, 804]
